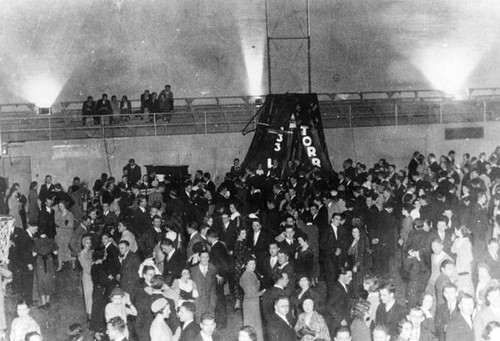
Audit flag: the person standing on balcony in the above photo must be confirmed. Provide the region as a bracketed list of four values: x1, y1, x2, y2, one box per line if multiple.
[140, 90, 152, 119]
[81, 96, 96, 126]
[158, 92, 171, 122]
[96, 94, 113, 125]
[119, 96, 132, 122]
[160, 84, 174, 112]
[110, 95, 120, 124]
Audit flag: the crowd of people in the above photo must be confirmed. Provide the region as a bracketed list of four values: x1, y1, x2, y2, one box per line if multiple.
[2, 146, 500, 341]
[81, 85, 174, 126]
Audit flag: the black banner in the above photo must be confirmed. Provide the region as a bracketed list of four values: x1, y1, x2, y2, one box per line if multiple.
[242, 93, 336, 180]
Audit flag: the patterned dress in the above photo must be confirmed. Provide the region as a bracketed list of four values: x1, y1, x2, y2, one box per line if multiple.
[233, 240, 251, 301]
[294, 311, 331, 341]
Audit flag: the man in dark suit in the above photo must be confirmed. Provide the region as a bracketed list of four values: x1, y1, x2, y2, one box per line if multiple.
[161, 238, 186, 286]
[469, 191, 490, 255]
[190, 251, 217, 322]
[215, 212, 237, 253]
[310, 203, 328, 236]
[118, 240, 140, 298]
[38, 196, 56, 239]
[435, 283, 458, 341]
[372, 201, 399, 277]
[375, 282, 407, 339]
[37, 175, 55, 204]
[325, 267, 352, 337]
[132, 195, 150, 238]
[429, 217, 454, 256]
[320, 213, 349, 297]
[248, 219, 270, 276]
[81, 95, 96, 126]
[95, 93, 113, 124]
[38, 175, 55, 208]
[123, 158, 142, 186]
[262, 242, 280, 289]
[408, 151, 421, 180]
[178, 302, 200, 341]
[278, 225, 298, 261]
[137, 215, 164, 260]
[203, 172, 216, 198]
[101, 232, 120, 287]
[275, 250, 295, 297]
[265, 295, 296, 341]
[445, 293, 475, 341]
[10, 224, 37, 305]
[207, 230, 230, 329]
[186, 221, 205, 259]
[102, 202, 119, 229]
[261, 272, 289, 322]
[194, 313, 223, 341]
[69, 214, 91, 259]
[435, 260, 455, 307]
[478, 238, 500, 280]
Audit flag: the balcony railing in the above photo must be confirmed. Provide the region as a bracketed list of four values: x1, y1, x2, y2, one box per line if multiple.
[1, 97, 500, 143]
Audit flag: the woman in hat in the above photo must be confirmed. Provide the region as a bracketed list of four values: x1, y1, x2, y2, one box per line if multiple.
[292, 276, 320, 317]
[239, 257, 264, 341]
[150, 298, 172, 341]
[33, 228, 58, 308]
[350, 300, 371, 341]
[294, 298, 330, 341]
[105, 288, 137, 340]
[105, 288, 137, 323]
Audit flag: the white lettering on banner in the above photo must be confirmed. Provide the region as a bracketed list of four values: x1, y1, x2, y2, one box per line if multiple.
[274, 128, 284, 152]
[300, 125, 321, 167]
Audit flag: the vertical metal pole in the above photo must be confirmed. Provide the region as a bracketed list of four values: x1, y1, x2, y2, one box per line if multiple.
[439, 103, 443, 124]
[483, 101, 487, 122]
[154, 113, 157, 137]
[395, 104, 398, 125]
[49, 116, 52, 141]
[101, 115, 105, 137]
[306, 0, 311, 93]
[265, 0, 272, 94]
[349, 105, 352, 128]
[204, 111, 208, 135]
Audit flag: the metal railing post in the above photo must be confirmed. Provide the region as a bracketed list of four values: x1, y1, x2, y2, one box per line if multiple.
[483, 101, 487, 122]
[439, 103, 443, 124]
[101, 115, 105, 137]
[154, 113, 157, 137]
[348, 105, 352, 127]
[395, 103, 398, 125]
[48, 116, 52, 141]
[204, 111, 208, 135]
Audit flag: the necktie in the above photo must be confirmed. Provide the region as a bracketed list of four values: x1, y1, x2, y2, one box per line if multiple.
[271, 257, 276, 268]
[202, 266, 207, 276]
